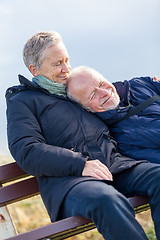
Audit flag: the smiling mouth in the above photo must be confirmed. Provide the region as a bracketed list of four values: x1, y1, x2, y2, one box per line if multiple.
[100, 91, 113, 107]
[100, 96, 110, 106]
[59, 75, 69, 80]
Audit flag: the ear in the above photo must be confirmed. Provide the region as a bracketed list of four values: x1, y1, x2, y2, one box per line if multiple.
[29, 64, 39, 77]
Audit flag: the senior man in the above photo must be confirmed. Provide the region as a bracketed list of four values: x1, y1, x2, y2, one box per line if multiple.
[6, 32, 160, 240]
[67, 66, 160, 164]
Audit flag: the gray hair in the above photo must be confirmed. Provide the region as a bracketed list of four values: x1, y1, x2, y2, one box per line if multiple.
[68, 66, 104, 82]
[23, 31, 62, 70]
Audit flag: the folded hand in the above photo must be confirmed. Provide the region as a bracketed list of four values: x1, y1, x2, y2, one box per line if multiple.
[82, 159, 113, 181]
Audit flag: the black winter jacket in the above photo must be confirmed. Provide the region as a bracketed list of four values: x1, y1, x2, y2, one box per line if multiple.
[6, 75, 145, 222]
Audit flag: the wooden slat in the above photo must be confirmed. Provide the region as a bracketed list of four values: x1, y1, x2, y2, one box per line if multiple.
[0, 162, 28, 184]
[129, 196, 150, 213]
[5, 216, 95, 240]
[129, 196, 150, 208]
[0, 177, 39, 207]
[4, 195, 151, 240]
[5, 198, 150, 240]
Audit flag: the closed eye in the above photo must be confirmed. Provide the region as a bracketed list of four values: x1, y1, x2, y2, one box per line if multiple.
[99, 82, 104, 88]
[90, 90, 96, 101]
[55, 61, 61, 66]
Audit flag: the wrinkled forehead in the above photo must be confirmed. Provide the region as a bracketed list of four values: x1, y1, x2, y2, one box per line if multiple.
[87, 71, 111, 87]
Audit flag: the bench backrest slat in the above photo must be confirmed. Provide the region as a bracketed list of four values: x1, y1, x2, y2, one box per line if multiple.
[0, 177, 39, 207]
[0, 162, 28, 184]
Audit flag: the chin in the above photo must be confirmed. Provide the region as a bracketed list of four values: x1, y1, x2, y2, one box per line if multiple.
[103, 96, 120, 111]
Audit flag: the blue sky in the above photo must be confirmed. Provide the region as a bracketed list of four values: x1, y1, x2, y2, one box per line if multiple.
[0, 0, 160, 156]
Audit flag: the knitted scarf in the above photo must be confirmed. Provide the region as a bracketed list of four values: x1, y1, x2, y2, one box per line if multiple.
[32, 75, 67, 97]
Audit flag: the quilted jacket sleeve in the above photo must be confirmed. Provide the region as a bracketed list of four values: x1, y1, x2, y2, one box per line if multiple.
[129, 77, 160, 99]
[6, 94, 87, 178]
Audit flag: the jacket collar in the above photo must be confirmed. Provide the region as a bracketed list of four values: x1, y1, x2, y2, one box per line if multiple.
[18, 74, 40, 89]
[113, 80, 130, 107]
[6, 75, 68, 101]
[18, 74, 68, 100]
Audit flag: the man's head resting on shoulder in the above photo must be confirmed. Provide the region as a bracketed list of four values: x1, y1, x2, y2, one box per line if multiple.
[67, 66, 120, 112]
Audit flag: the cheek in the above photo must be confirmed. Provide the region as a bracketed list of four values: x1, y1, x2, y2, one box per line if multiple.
[90, 99, 101, 111]
[67, 63, 71, 75]
[48, 67, 61, 77]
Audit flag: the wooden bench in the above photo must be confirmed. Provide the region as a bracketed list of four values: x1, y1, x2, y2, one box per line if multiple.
[0, 162, 150, 240]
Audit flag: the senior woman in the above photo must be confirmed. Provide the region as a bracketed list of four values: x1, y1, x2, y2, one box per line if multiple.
[6, 31, 160, 240]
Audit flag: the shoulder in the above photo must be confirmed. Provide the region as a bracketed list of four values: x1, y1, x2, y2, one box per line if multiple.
[129, 76, 160, 93]
[128, 76, 154, 88]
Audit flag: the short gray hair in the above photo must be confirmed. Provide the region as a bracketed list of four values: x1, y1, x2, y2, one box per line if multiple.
[23, 31, 62, 70]
[69, 66, 105, 84]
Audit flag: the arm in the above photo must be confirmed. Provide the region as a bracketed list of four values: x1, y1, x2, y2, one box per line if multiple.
[6, 96, 87, 178]
[129, 76, 160, 96]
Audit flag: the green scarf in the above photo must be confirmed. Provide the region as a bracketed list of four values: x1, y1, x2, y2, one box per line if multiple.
[32, 75, 67, 97]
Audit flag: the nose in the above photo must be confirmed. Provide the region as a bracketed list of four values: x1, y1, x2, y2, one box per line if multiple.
[96, 87, 110, 96]
[62, 62, 71, 73]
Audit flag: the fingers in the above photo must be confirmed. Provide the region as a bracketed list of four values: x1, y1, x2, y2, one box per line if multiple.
[94, 163, 113, 181]
[94, 168, 113, 181]
[153, 76, 160, 81]
[82, 160, 113, 181]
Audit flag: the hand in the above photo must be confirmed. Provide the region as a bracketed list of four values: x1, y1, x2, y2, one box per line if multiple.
[82, 159, 113, 181]
[153, 76, 160, 81]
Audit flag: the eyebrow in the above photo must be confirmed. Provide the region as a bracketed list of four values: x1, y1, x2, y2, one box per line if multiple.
[55, 58, 63, 62]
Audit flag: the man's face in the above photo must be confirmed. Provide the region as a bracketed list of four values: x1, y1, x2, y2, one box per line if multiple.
[68, 71, 120, 112]
[33, 42, 71, 85]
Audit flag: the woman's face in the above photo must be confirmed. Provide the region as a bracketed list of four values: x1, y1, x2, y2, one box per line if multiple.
[33, 42, 71, 85]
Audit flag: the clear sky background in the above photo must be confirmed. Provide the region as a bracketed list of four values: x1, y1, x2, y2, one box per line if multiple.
[0, 0, 160, 156]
